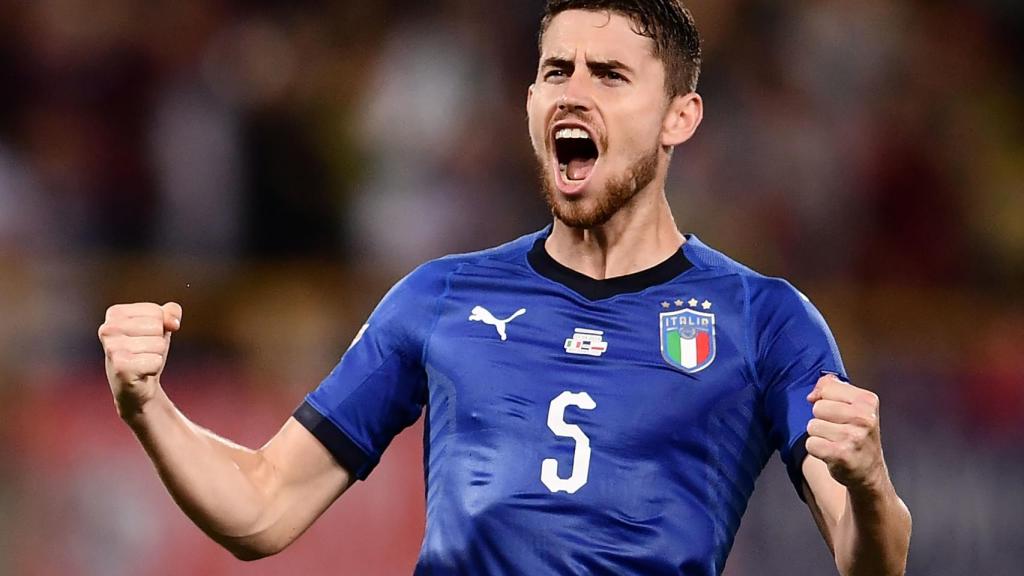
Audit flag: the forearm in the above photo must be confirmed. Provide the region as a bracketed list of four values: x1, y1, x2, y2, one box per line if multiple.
[123, 388, 284, 558]
[99, 303, 344, 558]
[834, 471, 912, 576]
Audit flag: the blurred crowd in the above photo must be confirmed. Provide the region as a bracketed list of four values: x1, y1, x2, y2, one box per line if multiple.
[0, 1, 1022, 574]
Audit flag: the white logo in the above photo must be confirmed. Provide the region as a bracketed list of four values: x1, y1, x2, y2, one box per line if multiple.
[564, 328, 609, 357]
[468, 306, 526, 341]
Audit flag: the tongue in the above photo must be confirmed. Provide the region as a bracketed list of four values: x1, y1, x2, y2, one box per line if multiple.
[567, 158, 596, 181]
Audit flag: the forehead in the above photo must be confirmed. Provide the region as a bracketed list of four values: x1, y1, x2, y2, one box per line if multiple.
[540, 9, 657, 64]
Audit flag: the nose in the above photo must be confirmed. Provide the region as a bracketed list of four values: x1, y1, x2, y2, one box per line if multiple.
[558, 69, 594, 113]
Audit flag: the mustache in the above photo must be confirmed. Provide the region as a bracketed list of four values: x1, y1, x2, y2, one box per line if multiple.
[549, 111, 604, 147]
[551, 109, 595, 125]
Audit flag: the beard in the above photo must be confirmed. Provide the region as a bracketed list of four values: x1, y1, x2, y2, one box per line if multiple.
[536, 143, 660, 229]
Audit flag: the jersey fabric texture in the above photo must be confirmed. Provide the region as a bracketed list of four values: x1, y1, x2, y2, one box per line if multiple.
[295, 228, 846, 576]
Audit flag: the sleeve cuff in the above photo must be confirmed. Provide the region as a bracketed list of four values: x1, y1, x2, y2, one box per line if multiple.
[785, 432, 811, 501]
[293, 399, 377, 480]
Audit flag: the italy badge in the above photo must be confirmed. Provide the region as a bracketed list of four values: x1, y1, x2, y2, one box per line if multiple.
[660, 307, 716, 373]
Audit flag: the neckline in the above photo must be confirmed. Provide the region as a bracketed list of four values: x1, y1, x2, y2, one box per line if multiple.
[526, 233, 693, 301]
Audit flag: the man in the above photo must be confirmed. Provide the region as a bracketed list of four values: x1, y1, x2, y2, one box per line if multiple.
[98, 1, 911, 574]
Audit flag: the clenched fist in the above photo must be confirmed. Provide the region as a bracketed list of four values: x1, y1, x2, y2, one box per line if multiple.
[98, 302, 182, 419]
[805, 374, 887, 492]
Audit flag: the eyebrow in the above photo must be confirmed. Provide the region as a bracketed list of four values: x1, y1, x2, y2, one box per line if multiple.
[541, 56, 635, 76]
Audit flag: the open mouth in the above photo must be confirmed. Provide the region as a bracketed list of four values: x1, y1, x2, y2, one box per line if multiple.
[552, 126, 599, 191]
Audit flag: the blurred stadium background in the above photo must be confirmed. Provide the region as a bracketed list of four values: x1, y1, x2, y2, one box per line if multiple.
[1, 0, 1022, 574]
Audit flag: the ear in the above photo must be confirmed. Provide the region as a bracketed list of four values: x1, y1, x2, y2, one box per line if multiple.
[527, 83, 535, 109]
[661, 92, 703, 148]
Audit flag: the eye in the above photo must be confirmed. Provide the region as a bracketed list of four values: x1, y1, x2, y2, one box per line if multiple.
[598, 70, 627, 84]
[544, 69, 568, 82]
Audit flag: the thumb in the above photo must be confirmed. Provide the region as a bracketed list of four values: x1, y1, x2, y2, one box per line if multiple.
[806, 378, 825, 403]
[806, 372, 842, 403]
[162, 302, 183, 333]
[806, 387, 820, 403]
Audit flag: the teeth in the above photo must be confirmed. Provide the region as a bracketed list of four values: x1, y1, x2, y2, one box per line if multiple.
[555, 128, 592, 140]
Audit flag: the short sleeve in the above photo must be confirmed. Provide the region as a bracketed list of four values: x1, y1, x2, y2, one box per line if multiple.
[749, 278, 847, 498]
[294, 262, 450, 480]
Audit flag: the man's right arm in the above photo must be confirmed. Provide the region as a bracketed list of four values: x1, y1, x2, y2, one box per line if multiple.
[99, 303, 353, 560]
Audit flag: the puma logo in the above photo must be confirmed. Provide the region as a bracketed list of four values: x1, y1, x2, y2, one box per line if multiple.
[468, 306, 527, 342]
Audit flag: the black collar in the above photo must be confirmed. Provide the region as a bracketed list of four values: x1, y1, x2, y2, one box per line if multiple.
[527, 234, 693, 301]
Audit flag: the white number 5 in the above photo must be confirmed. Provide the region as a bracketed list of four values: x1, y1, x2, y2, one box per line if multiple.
[541, 391, 597, 494]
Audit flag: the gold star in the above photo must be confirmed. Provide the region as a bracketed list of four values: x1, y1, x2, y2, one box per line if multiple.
[688, 298, 699, 308]
[702, 300, 713, 310]
[661, 301, 671, 309]
[674, 299, 684, 307]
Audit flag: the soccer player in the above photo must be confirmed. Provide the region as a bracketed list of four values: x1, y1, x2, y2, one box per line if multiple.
[98, 1, 911, 574]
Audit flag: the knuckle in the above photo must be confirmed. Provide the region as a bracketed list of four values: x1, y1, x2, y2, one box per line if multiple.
[834, 445, 850, 462]
[862, 391, 879, 407]
[99, 322, 122, 338]
[853, 413, 876, 429]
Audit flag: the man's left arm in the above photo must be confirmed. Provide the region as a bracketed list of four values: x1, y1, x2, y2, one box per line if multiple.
[801, 374, 912, 576]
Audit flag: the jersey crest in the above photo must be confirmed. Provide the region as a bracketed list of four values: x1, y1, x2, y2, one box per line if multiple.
[660, 307, 716, 373]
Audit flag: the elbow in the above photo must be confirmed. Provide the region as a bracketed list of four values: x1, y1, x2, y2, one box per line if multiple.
[220, 534, 288, 562]
[225, 541, 283, 562]
[229, 546, 277, 562]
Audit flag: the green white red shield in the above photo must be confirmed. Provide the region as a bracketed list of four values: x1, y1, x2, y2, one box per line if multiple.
[660, 309, 716, 373]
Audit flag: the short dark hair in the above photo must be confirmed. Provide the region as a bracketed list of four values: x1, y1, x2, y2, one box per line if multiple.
[539, 0, 702, 96]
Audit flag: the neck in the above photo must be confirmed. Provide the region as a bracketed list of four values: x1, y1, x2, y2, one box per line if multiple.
[545, 183, 684, 280]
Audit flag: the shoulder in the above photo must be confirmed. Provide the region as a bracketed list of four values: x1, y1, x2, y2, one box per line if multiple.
[686, 237, 846, 382]
[385, 228, 544, 302]
[401, 228, 544, 287]
[364, 230, 545, 351]
[684, 235, 801, 296]
[683, 234, 819, 321]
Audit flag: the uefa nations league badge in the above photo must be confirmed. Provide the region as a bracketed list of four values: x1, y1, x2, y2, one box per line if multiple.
[659, 299, 716, 373]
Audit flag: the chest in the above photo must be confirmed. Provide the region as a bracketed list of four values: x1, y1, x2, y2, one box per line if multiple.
[423, 275, 759, 448]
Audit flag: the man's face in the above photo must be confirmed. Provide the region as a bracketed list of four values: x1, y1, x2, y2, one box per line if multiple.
[528, 10, 672, 228]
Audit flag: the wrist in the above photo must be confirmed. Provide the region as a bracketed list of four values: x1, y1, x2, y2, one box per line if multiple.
[847, 463, 896, 508]
[118, 386, 170, 429]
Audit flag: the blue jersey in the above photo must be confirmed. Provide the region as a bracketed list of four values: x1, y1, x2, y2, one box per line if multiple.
[295, 228, 846, 575]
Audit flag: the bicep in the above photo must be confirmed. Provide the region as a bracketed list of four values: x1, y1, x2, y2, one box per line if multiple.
[802, 453, 847, 552]
[255, 417, 355, 548]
